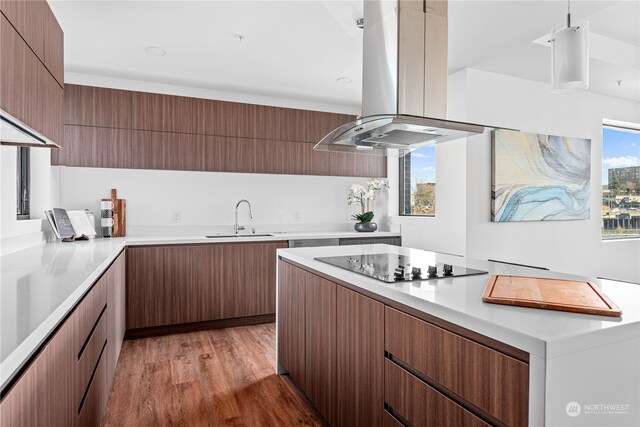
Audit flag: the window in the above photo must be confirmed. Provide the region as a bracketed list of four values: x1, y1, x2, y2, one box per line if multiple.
[601, 122, 640, 239]
[16, 147, 30, 220]
[399, 145, 436, 215]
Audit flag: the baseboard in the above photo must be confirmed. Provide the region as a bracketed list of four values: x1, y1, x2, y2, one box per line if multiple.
[124, 313, 276, 340]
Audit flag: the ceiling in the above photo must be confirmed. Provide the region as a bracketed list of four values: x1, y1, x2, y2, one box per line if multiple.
[49, 0, 640, 110]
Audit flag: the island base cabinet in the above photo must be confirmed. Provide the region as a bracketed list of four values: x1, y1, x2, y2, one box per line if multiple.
[277, 261, 384, 427]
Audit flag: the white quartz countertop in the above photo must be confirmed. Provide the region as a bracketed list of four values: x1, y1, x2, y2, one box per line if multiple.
[277, 244, 640, 359]
[124, 230, 400, 246]
[0, 230, 399, 392]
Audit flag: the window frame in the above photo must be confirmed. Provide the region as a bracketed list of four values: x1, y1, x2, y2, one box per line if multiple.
[398, 150, 436, 217]
[601, 120, 640, 241]
[16, 146, 30, 220]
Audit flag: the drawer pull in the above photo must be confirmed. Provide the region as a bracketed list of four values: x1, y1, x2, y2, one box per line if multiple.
[78, 341, 106, 415]
[77, 305, 106, 360]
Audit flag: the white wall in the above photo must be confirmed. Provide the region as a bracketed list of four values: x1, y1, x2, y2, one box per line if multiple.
[388, 70, 469, 256]
[393, 68, 639, 282]
[57, 167, 389, 236]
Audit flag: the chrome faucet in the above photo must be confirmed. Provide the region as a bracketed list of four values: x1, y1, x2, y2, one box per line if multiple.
[234, 199, 253, 234]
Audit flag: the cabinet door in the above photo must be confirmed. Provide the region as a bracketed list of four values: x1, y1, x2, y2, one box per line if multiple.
[60, 125, 130, 168]
[277, 260, 306, 388]
[305, 273, 337, 425]
[40, 68, 63, 145]
[336, 286, 385, 427]
[0, 15, 42, 136]
[131, 91, 198, 134]
[0, 0, 46, 62]
[64, 85, 131, 129]
[42, 2, 63, 86]
[0, 314, 75, 427]
[107, 252, 126, 388]
[126, 246, 167, 329]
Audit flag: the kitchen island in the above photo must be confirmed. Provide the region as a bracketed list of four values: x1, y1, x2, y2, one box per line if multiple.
[275, 244, 640, 427]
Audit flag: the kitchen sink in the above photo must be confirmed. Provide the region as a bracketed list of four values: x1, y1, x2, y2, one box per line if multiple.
[205, 233, 274, 238]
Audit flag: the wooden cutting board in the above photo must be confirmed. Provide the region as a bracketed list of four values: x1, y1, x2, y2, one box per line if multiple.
[483, 275, 622, 317]
[102, 188, 126, 237]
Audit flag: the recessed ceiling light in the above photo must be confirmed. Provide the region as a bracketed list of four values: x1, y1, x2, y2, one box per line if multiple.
[145, 46, 167, 56]
[336, 77, 353, 84]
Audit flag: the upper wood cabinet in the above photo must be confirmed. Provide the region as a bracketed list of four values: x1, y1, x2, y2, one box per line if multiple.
[58, 85, 387, 177]
[42, 4, 63, 86]
[0, 0, 63, 87]
[131, 91, 199, 134]
[0, 0, 46, 63]
[64, 85, 131, 128]
[0, 1, 63, 145]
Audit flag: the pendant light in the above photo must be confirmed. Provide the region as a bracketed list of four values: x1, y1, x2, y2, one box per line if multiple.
[550, 0, 589, 93]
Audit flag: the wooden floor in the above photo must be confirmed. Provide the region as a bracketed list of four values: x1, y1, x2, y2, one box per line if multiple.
[102, 323, 326, 427]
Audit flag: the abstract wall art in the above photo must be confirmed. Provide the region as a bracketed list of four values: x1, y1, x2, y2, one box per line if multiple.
[492, 129, 591, 222]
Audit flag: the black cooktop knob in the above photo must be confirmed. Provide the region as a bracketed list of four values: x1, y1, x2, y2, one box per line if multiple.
[443, 264, 454, 276]
[427, 265, 438, 278]
[394, 266, 405, 281]
[411, 267, 422, 280]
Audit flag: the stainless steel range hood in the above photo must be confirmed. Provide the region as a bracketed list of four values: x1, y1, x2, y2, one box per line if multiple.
[0, 110, 59, 147]
[314, 0, 491, 156]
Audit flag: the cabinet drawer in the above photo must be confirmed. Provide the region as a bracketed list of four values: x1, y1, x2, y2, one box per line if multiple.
[74, 276, 107, 354]
[385, 360, 489, 427]
[383, 410, 404, 427]
[78, 349, 108, 426]
[384, 307, 528, 426]
[76, 308, 107, 407]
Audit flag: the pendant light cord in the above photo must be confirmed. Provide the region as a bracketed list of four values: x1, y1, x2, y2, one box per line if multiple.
[567, 0, 572, 28]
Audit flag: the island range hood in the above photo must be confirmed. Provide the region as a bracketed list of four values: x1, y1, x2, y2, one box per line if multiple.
[314, 0, 490, 156]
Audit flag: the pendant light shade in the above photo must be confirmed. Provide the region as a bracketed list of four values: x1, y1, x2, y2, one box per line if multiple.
[550, 1, 589, 94]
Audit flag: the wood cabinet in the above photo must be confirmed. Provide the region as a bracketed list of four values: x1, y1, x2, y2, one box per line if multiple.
[42, 3, 63, 86]
[131, 91, 199, 134]
[0, 309, 75, 427]
[277, 260, 306, 389]
[57, 85, 386, 177]
[59, 125, 130, 168]
[106, 252, 126, 389]
[385, 360, 489, 427]
[277, 260, 531, 427]
[64, 85, 131, 129]
[384, 307, 529, 426]
[0, 2, 63, 146]
[336, 285, 385, 427]
[277, 260, 384, 427]
[304, 273, 337, 426]
[0, 251, 125, 427]
[126, 241, 288, 330]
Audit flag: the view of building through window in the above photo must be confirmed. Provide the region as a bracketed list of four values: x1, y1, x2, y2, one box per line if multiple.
[602, 125, 640, 239]
[401, 145, 436, 215]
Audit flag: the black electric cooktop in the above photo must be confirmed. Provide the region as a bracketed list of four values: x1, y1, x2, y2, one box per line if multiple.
[315, 253, 487, 283]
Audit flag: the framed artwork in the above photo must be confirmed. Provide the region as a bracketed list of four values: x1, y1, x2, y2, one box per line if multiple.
[492, 129, 591, 222]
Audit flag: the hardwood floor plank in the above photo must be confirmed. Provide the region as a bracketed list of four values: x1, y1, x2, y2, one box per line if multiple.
[102, 323, 325, 427]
